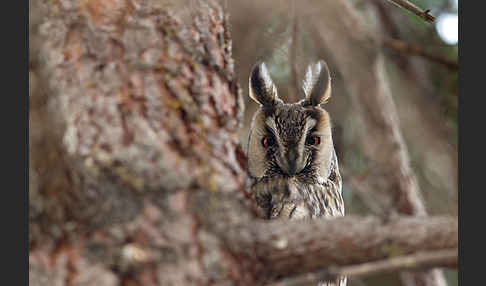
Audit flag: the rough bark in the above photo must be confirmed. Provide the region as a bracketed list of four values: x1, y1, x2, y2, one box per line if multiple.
[30, 0, 250, 285]
[29, 1, 457, 285]
[214, 215, 457, 280]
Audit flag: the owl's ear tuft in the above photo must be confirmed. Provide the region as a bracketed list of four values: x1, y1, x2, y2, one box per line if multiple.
[249, 62, 282, 107]
[302, 60, 332, 106]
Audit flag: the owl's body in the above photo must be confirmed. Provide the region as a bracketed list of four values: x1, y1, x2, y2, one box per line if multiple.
[247, 61, 345, 286]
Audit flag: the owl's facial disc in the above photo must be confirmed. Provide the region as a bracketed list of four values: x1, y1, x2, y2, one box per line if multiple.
[265, 111, 318, 177]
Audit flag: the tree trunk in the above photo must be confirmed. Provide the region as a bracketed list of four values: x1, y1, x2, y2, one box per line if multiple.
[30, 1, 250, 285]
[29, 1, 456, 285]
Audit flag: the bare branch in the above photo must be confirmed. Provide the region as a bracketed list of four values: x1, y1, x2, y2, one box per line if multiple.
[268, 249, 456, 286]
[383, 38, 458, 70]
[215, 215, 457, 281]
[330, 249, 457, 277]
[384, 0, 435, 23]
[267, 270, 334, 286]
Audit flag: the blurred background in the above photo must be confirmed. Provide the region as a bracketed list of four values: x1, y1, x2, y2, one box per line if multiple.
[227, 0, 458, 285]
[29, 0, 458, 285]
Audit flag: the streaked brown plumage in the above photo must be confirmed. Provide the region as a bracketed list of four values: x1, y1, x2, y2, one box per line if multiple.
[247, 61, 345, 286]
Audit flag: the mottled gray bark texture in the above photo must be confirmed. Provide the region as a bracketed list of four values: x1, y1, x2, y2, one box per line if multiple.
[29, 1, 456, 285]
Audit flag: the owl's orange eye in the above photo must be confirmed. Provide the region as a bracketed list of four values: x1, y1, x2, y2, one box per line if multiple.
[306, 135, 320, 146]
[261, 136, 275, 148]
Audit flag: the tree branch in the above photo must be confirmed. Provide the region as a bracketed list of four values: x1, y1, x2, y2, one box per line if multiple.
[215, 215, 457, 281]
[383, 38, 458, 70]
[268, 249, 456, 286]
[330, 248, 457, 277]
[384, 0, 435, 23]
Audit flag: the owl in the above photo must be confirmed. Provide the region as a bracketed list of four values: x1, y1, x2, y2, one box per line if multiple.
[247, 61, 346, 286]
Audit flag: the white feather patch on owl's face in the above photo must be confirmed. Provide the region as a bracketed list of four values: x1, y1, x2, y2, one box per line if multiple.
[247, 109, 268, 178]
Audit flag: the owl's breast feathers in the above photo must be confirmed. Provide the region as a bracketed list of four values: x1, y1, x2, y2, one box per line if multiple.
[251, 150, 345, 285]
[251, 149, 344, 220]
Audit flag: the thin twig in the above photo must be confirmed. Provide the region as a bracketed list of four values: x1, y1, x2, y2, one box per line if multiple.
[384, 0, 435, 23]
[330, 249, 457, 277]
[267, 269, 334, 286]
[383, 38, 459, 70]
[268, 249, 457, 286]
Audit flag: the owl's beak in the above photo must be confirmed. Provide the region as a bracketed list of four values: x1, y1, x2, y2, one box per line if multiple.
[287, 150, 297, 175]
[282, 150, 301, 176]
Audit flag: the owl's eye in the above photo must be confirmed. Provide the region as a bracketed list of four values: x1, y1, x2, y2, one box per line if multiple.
[261, 136, 275, 148]
[306, 135, 320, 146]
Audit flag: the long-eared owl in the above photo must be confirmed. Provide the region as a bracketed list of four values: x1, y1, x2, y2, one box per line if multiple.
[247, 60, 346, 286]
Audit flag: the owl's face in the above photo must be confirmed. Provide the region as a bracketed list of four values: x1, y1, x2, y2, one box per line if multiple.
[247, 61, 335, 182]
[248, 103, 334, 182]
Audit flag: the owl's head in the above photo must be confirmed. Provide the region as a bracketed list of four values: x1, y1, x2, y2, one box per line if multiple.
[247, 60, 335, 181]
